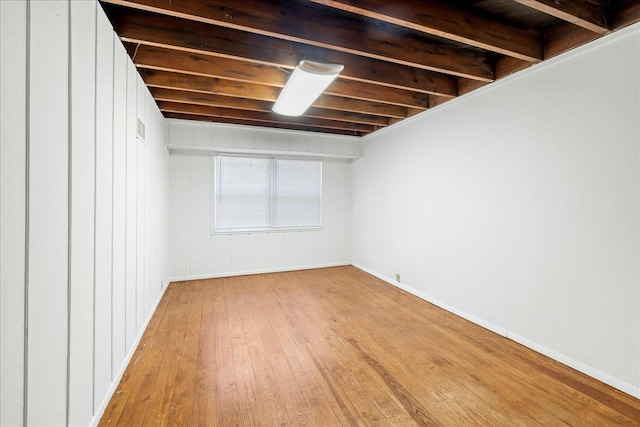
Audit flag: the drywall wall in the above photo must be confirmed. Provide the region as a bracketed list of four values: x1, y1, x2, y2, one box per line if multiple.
[351, 26, 640, 396]
[167, 120, 355, 280]
[0, 1, 171, 425]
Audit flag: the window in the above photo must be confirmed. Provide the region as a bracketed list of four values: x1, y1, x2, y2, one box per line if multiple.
[213, 154, 322, 232]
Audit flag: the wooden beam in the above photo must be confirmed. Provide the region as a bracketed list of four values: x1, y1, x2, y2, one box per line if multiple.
[158, 101, 376, 133]
[150, 87, 390, 126]
[140, 69, 409, 118]
[428, 96, 451, 109]
[613, 0, 640, 30]
[514, 0, 609, 35]
[131, 45, 432, 108]
[110, 9, 457, 96]
[457, 79, 489, 97]
[539, 1, 640, 60]
[130, 44, 289, 85]
[495, 57, 534, 80]
[311, 98, 412, 121]
[101, 0, 494, 81]
[543, 22, 601, 59]
[308, 0, 542, 62]
[163, 112, 368, 136]
[406, 108, 424, 117]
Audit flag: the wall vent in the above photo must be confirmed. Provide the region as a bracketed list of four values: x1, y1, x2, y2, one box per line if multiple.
[137, 118, 145, 141]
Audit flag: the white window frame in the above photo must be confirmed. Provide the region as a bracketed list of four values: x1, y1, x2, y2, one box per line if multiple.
[211, 153, 323, 234]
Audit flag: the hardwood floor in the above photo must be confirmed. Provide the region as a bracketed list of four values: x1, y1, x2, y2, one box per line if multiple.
[99, 266, 640, 426]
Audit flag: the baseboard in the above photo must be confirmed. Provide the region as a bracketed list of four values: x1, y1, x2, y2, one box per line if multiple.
[169, 262, 350, 283]
[350, 263, 640, 399]
[504, 331, 640, 399]
[89, 280, 171, 426]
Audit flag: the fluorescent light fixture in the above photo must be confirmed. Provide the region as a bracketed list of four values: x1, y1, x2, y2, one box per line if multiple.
[272, 60, 344, 116]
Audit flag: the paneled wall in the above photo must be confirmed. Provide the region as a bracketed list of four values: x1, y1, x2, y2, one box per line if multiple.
[167, 120, 355, 280]
[0, 1, 28, 425]
[0, 2, 170, 425]
[352, 26, 640, 397]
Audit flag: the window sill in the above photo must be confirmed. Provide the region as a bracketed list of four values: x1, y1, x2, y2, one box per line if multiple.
[211, 227, 323, 236]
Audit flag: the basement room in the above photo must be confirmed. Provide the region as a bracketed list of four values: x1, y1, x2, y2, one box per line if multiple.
[2, 0, 640, 425]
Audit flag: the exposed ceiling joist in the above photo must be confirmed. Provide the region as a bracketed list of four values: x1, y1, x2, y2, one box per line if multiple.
[99, 0, 640, 136]
[131, 45, 435, 109]
[158, 101, 377, 133]
[514, 0, 609, 34]
[543, 22, 601, 59]
[614, 0, 640, 30]
[139, 69, 412, 118]
[150, 88, 391, 127]
[109, 7, 458, 97]
[164, 112, 370, 136]
[308, 0, 543, 61]
[101, 0, 495, 81]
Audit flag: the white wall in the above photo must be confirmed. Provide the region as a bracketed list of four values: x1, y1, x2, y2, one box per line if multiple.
[0, 1, 27, 425]
[351, 26, 640, 396]
[0, 1, 170, 425]
[167, 120, 355, 280]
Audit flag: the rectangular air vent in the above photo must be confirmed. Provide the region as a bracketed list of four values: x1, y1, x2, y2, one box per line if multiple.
[137, 118, 145, 141]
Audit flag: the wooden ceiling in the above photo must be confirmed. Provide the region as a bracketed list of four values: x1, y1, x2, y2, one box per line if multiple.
[99, 0, 640, 137]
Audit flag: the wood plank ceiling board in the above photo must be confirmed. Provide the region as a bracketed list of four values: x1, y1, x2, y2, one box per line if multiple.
[99, 0, 640, 137]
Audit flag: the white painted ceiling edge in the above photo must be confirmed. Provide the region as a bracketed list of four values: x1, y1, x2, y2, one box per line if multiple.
[363, 20, 640, 142]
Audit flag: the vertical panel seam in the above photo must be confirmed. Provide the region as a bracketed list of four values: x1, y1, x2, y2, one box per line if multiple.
[65, 0, 72, 425]
[124, 53, 129, 360]
[134, 79, 138, 334]
[189, 153, 192, 276]
[110, 31, 115, 383]
[91, 2, 98, 417]
[23, 0, 31, 424]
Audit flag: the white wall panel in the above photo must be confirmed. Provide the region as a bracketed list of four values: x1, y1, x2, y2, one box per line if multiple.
[249, 233, 277, 271]
[150, 105, 168, 298]
[167, 119, 361, 159]
[169, 120, 194, 145]
[2, 1, 171, 423]
[169, 152, 191, 277]
[281, 232, 303, 267]
[168, 125, 352, 280]
[143, 96, 151, 316]
[149, 98, 159, 306]
[136, 72, 146, 330]
[351, 28, 640, 396]
[144, 94, 154, 315]
[0, 1, 27, 425]
[124, 59, 138, 351]
[94, 8, 115, 409]
[190, 152, 212, 275]
[299, 232, 319, 267]
[193, 123, 212, 146]
[230, 234, 252, 272]
[68, 1, 97, 424]
[211, 233, 232, 273]
[136, 135, 146, 332]
[111, 38, 128, 378]
[157, 105, 170, 290]
[26, 2, 69, 424]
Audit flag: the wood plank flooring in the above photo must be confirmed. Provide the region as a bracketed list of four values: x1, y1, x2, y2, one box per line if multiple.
[99, 266, 640, 426]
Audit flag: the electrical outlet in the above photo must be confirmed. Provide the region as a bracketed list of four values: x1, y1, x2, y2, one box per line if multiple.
[396, 273, 401, 282]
